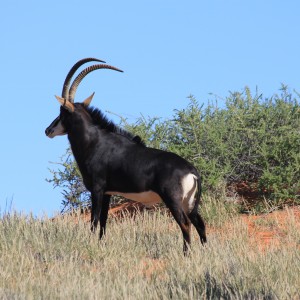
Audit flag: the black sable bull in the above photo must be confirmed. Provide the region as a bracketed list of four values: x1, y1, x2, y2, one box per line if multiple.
[45, 58, 207, 254]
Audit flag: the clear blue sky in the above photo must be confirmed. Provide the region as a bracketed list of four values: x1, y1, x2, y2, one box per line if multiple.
[1, 1, 299, 216]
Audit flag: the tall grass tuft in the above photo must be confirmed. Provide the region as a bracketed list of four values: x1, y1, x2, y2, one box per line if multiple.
[1, 201, 299, 299]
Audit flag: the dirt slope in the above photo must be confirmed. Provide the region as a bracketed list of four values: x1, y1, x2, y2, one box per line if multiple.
[76, 202, 300, 252]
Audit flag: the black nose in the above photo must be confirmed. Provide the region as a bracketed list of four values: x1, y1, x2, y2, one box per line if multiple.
[45, 128, 52, 136]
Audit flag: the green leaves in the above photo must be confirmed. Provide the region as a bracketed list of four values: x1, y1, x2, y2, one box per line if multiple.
[47, 86, 300, 211]
[126, 87, 300, 206]
[47, 149, 90, 213]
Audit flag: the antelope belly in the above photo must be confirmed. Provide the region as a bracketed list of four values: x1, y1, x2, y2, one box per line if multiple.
[105, 190, 162, 207]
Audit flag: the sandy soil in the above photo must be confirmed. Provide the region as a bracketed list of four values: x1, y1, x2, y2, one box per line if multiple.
[77, 201, 300, 252]
[64, 202, 299, 278]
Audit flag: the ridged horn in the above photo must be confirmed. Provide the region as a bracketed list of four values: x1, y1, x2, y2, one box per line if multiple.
[68, 64, 123, 103]
[61, 58, 106, 101]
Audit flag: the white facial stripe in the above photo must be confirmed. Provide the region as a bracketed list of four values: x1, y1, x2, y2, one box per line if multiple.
[46, 118, 66, 138]
[52, 120, 66, 137]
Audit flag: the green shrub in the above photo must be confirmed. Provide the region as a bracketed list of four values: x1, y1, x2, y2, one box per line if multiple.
[126, 86, 300, 204]
[47, 150, 90, 213]
[47, 86, 300, 211]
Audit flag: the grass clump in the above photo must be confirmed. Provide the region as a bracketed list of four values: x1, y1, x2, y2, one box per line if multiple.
[0, 201, 299, 299]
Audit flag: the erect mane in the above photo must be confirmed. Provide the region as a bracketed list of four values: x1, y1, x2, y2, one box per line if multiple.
[85, 106, 145, 146]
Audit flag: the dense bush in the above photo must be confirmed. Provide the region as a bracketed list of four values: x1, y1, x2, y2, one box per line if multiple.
[47, 86, 300, 211]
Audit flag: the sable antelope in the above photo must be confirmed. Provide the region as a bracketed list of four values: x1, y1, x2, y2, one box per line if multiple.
[45, 58, 207, 254]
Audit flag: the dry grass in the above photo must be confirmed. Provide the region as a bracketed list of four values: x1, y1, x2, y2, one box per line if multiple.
[0, 199, 299, 299]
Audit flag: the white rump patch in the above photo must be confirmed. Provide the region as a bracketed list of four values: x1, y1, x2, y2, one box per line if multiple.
[181, 173, 198, 213]
[105, 191, 162, 207]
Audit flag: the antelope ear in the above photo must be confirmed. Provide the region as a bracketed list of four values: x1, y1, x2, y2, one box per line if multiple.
[83, 92, 95, 107]
[55, 95, 75, 112]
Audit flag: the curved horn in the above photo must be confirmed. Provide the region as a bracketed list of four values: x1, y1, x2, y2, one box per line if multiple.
[68, 64, 123, 103]
[61, 58, 106, 100]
